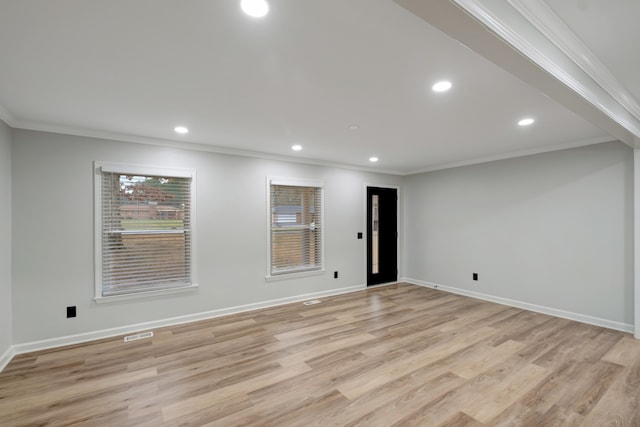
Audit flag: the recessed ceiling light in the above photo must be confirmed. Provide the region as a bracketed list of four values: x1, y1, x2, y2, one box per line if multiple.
[174, 126, 189, 134]
[518, 118, 535, 126]
[241, 0, 269, 18]
[432, 81, 452, 92]
[291, 144, 302, 151]
[369, 157, 379, 163]
[348, 124, 360, 131]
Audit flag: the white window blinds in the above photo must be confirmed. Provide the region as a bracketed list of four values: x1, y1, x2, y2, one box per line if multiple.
[98, 165, 194, 297]
[269, 181, 323, 276]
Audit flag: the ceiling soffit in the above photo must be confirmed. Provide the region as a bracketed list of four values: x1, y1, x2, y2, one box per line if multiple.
[507, 0, 640, 122]
[396, 0, 640, 148]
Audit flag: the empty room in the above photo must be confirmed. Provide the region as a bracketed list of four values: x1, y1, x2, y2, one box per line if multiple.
[1, 0, 639, 425]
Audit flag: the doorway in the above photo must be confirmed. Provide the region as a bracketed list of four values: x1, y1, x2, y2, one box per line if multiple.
[367, 187, 398, 286]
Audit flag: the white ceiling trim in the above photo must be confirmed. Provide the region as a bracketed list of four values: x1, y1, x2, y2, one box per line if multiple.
[452, 0, 640, 143]
[12, 119, 404, 176]
[508, 0, 640, 124]
[404, 135, 615, 175]
[0, 103, 15, 127]
[12, 119, 618, 177]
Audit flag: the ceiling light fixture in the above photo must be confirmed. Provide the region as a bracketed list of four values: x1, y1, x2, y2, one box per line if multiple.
[291, 144, 302, 151]
[432, 81, 452, 92]
[518, 118, 535, 126]
[174, 126, 189, 134]
[241, 0, 269, 18]
[369, 157, 379, 163]
[348, 124, 360, 131]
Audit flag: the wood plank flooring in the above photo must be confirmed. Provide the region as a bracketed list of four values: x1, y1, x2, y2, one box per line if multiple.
[1, 283, 639, 426]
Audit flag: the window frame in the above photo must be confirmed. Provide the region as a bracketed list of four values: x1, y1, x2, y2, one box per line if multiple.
[94, 161, 198, 303]
[266, 177, 325, 281]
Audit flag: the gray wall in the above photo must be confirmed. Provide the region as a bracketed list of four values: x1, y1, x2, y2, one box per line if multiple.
[0, 120, 12, 357]
[9, 128, 634, 345]
[11, 129, 403, 343]
[404, 141, 634, 326]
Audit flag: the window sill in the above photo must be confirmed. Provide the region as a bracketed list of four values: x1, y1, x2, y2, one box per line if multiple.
[94, 284, 199, 304]
[265, 269, 325, 283]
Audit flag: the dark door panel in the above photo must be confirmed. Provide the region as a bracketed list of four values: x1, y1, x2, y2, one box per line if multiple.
[367, 187, 397, 286]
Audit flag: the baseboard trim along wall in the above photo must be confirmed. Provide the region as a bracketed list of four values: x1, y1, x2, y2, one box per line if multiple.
[5, 279, 633, 373]
[403, 277, 634, 334]
[0, 346, 15, 374]
[6, 284, 365, 367]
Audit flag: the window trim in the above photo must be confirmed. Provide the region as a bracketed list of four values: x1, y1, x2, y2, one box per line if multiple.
[94, 161, 198, 303]
[265, 176, 325, 281]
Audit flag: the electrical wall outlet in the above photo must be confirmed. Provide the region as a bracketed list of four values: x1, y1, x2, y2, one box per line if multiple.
[473, 273, 478, 281]
[66, 306, 77, 318]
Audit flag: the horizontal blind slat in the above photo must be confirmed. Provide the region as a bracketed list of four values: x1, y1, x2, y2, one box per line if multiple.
[101, 170, 192, 296]
[270, 183, 322, 275]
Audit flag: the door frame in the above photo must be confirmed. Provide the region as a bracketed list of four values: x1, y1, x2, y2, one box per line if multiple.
[363, 183, 400, 287]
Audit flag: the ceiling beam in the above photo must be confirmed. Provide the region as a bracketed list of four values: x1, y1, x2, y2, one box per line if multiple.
[394, 0, 639, 149]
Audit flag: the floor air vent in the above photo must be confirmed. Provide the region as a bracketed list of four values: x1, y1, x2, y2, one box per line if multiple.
[303, 299, 322, 306]
[124, 331, 154, 342]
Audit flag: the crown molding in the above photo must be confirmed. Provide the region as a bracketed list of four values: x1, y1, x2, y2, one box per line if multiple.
[451, 0, 640, 140]
[13, 119, 619, 177]
[12, 119, 405, 176]
[0, 103, 15, 127]
[404, 135, 616, 175]
[507, 0, 640, 123]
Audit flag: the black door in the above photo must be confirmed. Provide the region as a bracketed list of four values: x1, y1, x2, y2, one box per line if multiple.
[367, 187, 397, 286]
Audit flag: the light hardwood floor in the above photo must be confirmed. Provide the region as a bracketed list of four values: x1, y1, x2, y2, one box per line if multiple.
[1, 283, 639, 426]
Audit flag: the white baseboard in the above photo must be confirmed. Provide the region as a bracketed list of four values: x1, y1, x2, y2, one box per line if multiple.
[10, 284, 365, 358]
[0, 346, 15, 373]
[402, 277, 635, 334]
[5, 279, 633, 373]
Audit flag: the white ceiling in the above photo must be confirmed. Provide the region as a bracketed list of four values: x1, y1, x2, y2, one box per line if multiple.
[0, 0, 637, 174]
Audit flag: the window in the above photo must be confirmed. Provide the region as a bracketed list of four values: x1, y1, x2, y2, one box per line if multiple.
[268, 178, 323, 278]
[95, 162, 196, 301]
